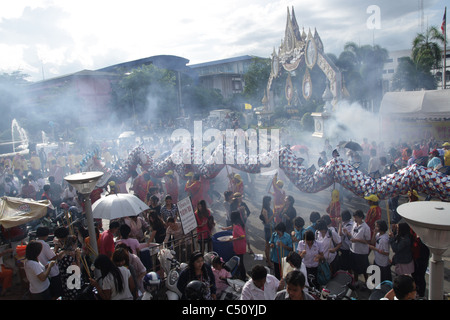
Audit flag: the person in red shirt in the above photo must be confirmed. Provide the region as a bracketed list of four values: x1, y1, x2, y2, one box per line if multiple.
[200, 176, 212, 206]
[21, 178, 37, 200]
[164, 170, 179, 203]
[97, 221, 120, 259]
[195, 200, 212, 254]
[184, 172, 203, 207]
[131, 172, 153, 203]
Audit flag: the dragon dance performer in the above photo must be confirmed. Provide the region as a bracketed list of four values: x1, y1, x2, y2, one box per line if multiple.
[326, 189, 341, 228]
[270, 173, 285, 225]
[131, 171, 154, 203]
[184, 172, 203, 208]
[164, 170, 179, 203]
[228, 173, 244, 195]
[364, 194, 381, 237]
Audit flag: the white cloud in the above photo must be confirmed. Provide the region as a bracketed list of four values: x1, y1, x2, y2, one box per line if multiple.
[0, 0, 446, 81]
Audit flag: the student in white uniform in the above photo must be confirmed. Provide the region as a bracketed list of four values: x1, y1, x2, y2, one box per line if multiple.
[369, 220, 392, 283]
[297, 230, 323, 289]
[343, 210, 371, 284]
[315, 218, 342, 274]
[338, 210, 354, 272]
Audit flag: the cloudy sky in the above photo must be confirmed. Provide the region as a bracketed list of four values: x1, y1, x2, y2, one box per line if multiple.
[0, 0, 446, 82]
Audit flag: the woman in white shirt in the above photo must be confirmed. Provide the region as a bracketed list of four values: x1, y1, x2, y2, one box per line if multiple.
[24, 241, 57, 300]
[297, 230, 323, 289]
[315, 219, 342, 274]
[90, 254, 135, 300]
[344, 210, 371, 284]
[338, 210, 354, 272]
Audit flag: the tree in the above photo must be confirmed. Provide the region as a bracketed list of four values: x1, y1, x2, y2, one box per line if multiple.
[391, 57, 435, 91]
[110, 65, 178, 121]
[242, 57, 271, 107]
[181, 84, 224, 117]
[412, 26, 445, 73]
[392, 25, 444, 91]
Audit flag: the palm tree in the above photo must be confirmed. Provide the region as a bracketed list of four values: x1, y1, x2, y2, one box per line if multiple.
[412, 26, 445, 72]
[336, 42, 388, 108]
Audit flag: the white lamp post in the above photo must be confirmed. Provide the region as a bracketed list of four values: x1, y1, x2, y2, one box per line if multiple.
[397, 202, 450, 300]
[64, 171, 104, 257]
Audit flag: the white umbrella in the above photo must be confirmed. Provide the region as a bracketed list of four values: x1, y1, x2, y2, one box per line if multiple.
[92, 193, 150, 220]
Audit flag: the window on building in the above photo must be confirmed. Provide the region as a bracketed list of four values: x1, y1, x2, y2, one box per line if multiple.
[232, 80, 242, 91]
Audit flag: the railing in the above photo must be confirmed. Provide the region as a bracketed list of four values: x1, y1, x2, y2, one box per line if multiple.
[140, 229, 213, 274]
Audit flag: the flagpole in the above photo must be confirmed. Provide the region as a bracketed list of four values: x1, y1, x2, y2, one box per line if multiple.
[444, 7, 447, 90]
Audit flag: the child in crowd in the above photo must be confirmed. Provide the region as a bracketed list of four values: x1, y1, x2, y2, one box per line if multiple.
[211, 256, 231, 298]
[291, 216, 306, 251]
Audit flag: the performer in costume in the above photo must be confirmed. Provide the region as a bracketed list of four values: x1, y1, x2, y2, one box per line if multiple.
[364, 194, 381, 237]
[326, 189, 341, 228]
[184, 172, 203, 207]
[164, 170, 179, 203]
[270, 174, 286, 225]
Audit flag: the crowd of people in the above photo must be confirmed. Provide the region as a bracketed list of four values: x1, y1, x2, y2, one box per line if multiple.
[0, 130, 448, 300]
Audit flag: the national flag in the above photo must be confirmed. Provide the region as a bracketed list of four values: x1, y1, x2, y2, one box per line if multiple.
[442, 8, 447, 35]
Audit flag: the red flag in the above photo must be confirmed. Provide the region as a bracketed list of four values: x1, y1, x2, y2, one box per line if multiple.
[442, 9, 447, 35]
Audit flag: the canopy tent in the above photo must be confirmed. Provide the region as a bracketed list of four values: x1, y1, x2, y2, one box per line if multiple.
[379, 89, 450, 142]
[379, 89, 450, 120]
[0, 197, 53, 229]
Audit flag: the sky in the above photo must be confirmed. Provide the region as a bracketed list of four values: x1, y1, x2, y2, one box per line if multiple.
[0, 0, 447, 82]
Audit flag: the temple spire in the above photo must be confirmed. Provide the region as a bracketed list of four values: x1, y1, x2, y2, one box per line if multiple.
[291, 6, 301, 40]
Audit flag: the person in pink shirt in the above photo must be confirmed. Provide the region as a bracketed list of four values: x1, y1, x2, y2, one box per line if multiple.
[211, 256, 231, 297]
[228, 211, 247, 281]
[116, 224, 141, 255]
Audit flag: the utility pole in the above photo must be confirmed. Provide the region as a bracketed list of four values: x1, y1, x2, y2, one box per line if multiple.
[419, 0, 424, 33]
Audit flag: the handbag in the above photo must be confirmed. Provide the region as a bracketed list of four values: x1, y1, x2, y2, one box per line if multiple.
[317, 259, 331, 286]
[317, 231, 334, 285]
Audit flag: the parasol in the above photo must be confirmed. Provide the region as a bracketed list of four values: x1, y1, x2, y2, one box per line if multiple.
[340, 141, 363, 152]
[290, 145, 308, 152]
[92, 193, 149, 220]
[0, 197, 53, 229]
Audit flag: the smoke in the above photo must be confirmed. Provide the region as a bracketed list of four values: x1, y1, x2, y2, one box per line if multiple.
[325, 100, 380, 146]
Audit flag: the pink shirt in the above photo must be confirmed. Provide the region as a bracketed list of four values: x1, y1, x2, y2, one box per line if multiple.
[212, 267, 231, 296]
[116, 238, 140, 254]
[232, 224, 246, 255]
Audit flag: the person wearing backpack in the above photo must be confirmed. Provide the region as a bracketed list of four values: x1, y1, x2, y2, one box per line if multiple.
[315, 218, 342, 275]
[389, 222, 415, 276]
[269, 222, 293, 280]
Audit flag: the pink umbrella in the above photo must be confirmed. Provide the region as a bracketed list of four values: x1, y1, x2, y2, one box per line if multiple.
[290, 145, 308, 152]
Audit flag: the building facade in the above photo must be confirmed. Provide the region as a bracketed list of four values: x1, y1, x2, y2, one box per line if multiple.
[189, 55, 261, 99]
